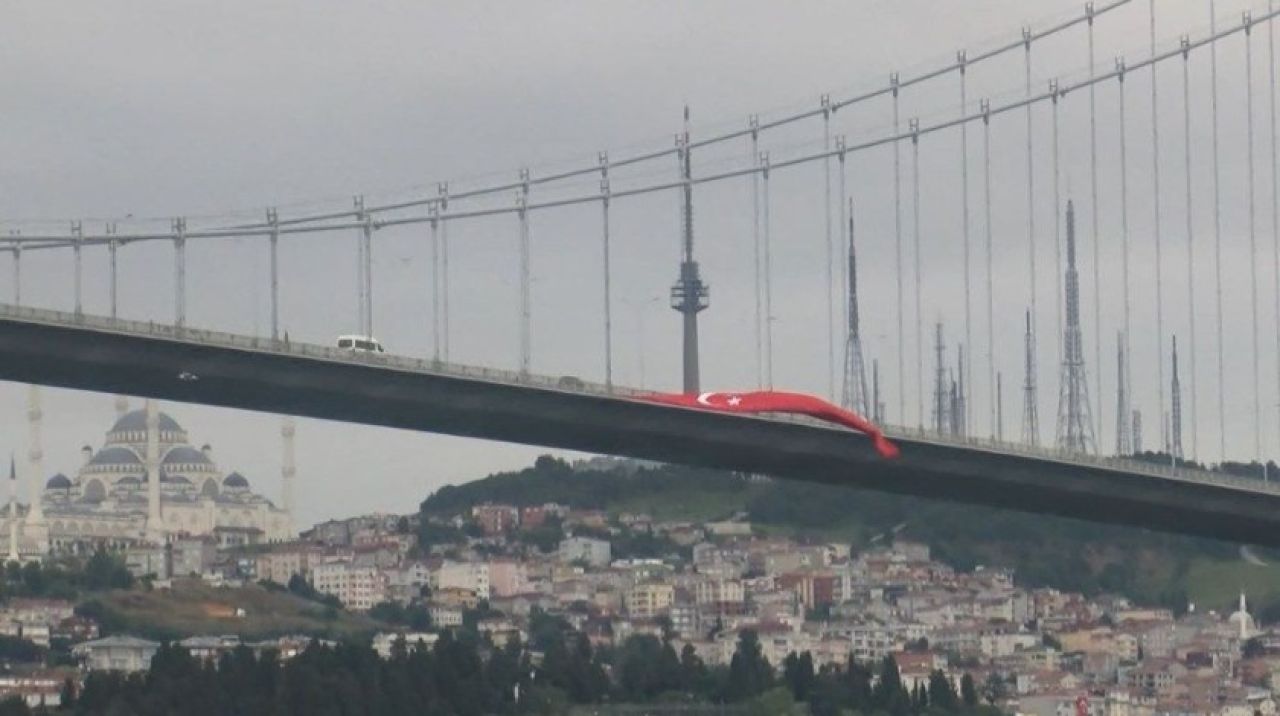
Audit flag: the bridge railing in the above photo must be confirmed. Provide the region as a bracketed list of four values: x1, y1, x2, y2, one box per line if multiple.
[5, 301, 1279, 497]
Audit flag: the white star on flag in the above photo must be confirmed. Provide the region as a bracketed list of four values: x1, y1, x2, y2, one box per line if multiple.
[727, 395, 742, 406]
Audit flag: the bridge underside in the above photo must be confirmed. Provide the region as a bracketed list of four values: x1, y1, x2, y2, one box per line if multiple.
[0, 316, 1276, 546]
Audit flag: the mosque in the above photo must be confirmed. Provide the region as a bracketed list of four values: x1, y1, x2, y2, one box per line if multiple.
[4, 388, 295, 558]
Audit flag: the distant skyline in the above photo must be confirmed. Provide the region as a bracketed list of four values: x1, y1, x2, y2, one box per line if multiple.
[0, 0, 1276, 525]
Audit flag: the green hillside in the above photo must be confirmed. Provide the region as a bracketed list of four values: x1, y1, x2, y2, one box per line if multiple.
[421, 456, 1280, 616]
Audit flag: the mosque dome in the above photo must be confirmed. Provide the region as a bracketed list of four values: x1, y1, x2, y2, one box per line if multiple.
[163, 446, 212, 466]
[45, 474, 71, 490]
[87, 446, 141, 467]
[222, 472, 250, 489]
[110, 410, 183, 434]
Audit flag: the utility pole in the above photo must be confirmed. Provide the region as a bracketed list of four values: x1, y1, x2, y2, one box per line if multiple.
[933, 323, 948, 434]
[1171, 336, 1184, 460]
[1117, 332, 1132, 454]
[671, 106, 709, 394]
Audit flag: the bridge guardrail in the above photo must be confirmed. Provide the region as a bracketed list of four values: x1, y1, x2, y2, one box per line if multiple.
[3, 302, 1278, 497]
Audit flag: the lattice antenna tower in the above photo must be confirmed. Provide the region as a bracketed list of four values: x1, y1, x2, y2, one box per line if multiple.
[1116, 332, 1132, 454]
[1055, 200, 1097, 453]
[933, 323, 949, 434]
[842, 199, 870, 416]
[1021, 310, 1040, 446]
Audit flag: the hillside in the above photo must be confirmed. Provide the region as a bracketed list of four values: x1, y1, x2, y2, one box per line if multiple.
[421, 456, 1280, 616]
[79, 578, 387, 642]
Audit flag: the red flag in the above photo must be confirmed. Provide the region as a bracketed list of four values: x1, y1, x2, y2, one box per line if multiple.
[641, 390, 899, 459]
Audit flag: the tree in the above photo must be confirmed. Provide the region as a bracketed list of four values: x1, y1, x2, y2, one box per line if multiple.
[679, 643, 708, 693]
[725, 630, 773, 702]
[782, 651, 815, 702]
[960, 673, 978, 709]
[928, 669, 958, 712]
[981, 672, 1008, 705]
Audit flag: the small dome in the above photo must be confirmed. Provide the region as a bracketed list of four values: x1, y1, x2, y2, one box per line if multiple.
[222, 472, 249, 488]
[45, 474, 71, 490]
[110, 409, 183, 434]
[87, 447, 141, 466]
[163, 446, 212, 466]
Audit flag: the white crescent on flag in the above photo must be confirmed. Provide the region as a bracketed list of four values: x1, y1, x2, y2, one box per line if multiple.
[695, 392, 716, 406]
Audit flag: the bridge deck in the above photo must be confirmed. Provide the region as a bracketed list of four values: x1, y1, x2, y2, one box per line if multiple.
[0, 303, 1276, 545]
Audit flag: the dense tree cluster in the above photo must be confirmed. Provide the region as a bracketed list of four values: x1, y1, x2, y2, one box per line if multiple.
[0, 550, 133, 603]
[3, 622, 1006, 716]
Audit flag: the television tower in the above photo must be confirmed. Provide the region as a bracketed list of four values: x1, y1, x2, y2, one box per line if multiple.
[1116, 333, 1132, 454]
[1055, 200, 1096, 454]
[842, 200, 870, 416]
[1170, 336, 1183, 459]
[670, 106, 709, 394]
[1021, 310, 1040, 446]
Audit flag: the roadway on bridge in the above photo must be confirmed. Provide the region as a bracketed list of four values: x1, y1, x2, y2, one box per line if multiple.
[0, 305, 1276, 546]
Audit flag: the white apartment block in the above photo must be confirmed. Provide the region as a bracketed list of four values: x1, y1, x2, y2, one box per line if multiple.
[311, 560, 388, 611]
[437, 561, 491, 600]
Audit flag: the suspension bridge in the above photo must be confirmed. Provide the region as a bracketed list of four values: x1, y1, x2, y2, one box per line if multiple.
[5, 1, 1280, 540]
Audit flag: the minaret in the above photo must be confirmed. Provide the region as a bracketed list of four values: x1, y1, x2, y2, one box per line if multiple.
[26, 386, 43, 526]
[114, 395, 128, 419]
[1021, 312, 1040, 446]
[1170, 336, 1183, 459]
[7, 457, 18, 563]
[281, 417, 296, 528]
[1055, 200, 1096, 454]
[1239, 591, 1251, 641]
[145, 399, 163, 540]
[842, 199, 870, 416]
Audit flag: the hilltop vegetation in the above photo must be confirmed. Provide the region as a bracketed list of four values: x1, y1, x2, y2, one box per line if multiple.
[421, 456, 1280, 616]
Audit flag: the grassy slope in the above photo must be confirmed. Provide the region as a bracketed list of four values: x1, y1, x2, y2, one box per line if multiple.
[90, 579, 385, 641]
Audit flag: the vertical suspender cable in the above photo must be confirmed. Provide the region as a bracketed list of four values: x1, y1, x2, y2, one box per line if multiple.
[983, 100, 996, 439]
[1052, 81, 1063, 375]
[892, 74, 906, 425]
[823, 95, 835, 400]
[1024, 28, 1039, 437]
[600, 153, 614, 389]
[960, 51, 974, 433]
[911, 118, 924, 429]
[72, 221, 82, 316]
[107, 225, 118, 319]
[174, 218, 186, 329]
[354, 196, 366, 335]
[750, 116, 763, 389]
[1270, 1, 1280, 461]
[1118, 59, 1133, 450]
[430, 204, 441, 363]
[11, 247, 19, 306]
[838, 136, 849, 369]
[1088, 4, 1105, 450]
[1210, 1, 1227, 459]
[268, 209, 280, 341]
[518, 168, 532, 376]
[1246, 13, 1262, 464]
[762, 152, 774, 389]
[1151, 0, 1168, 451]
[1182, 37, 1201, 462]
[439, 183, 451, 362]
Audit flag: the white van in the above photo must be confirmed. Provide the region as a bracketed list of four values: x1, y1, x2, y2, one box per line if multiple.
[336, 335, 385, 353]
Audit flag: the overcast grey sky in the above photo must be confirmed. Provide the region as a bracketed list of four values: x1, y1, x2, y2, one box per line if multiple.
[0, 0, 1276, 526]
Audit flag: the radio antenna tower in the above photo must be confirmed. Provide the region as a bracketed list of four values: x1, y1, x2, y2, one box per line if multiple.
[1132, 410, 1143, 454]
[671, 105, 709, 394]
[842, 199, 870, 416]
[1021, 310, 1040, 446]
[954, 347, 967, 437]
[1170, 335, 1183, 459]
[1116, 332, 1132, 454]
[933, 323, 948, 434]
[1055, 200, 1096, 454]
